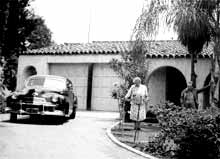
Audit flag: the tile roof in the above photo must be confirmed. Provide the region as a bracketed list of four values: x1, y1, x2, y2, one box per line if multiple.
[22, 40, 213, 58]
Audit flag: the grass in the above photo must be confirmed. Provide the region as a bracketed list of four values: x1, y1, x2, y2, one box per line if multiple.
[111, 121, 160, 152]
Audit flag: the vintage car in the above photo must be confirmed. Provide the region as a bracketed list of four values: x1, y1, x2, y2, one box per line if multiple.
[6, 75, 77, 121]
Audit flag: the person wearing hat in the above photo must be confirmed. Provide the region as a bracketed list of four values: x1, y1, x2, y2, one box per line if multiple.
[125, 77, 149, 130]
[180, 81, 198, 109]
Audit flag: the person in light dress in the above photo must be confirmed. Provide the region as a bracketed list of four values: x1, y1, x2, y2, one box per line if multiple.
[125, 77, 149, 130]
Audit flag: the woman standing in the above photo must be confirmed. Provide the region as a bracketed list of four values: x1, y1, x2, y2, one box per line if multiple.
[125, 77, 149, 130]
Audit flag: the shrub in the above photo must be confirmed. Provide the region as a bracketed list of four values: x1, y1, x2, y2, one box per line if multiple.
[144, 102, 220, 159]
[0, 81, 11, 113]
[109, 40, 150, 102]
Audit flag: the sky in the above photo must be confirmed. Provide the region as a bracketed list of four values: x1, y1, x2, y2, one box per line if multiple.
[31, 0, 176, 44]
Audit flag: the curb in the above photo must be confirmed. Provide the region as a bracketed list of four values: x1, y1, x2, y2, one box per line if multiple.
[106, 121, 159, 159]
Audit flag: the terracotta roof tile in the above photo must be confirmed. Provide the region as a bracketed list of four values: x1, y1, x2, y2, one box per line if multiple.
[22, 40, 213, 58]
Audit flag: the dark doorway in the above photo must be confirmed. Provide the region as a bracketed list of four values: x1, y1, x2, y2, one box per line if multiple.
[166, 67, 187, 106]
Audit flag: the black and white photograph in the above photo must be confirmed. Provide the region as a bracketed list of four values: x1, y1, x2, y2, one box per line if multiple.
[0, 0, 220, 159]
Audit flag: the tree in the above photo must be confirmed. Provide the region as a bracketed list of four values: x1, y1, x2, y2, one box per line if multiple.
[0, 0, 52, 91]
[135, 0, 220, 108]
[26, 17, 52, 50]
[110, 39, 149, 104]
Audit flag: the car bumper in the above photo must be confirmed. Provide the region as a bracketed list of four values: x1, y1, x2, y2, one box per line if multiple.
[8, 109, 66, 116]
[6, 102, 66, 117]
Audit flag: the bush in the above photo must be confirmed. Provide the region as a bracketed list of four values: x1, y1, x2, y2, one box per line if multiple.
[0, 96, 6, 113]
[0, 83, 11, 113]
[144, 102, 220, 159]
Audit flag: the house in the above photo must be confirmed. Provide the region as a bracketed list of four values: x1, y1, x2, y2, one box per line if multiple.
[17, 40, 213, 111]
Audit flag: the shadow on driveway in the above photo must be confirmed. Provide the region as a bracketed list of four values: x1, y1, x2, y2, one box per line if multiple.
[2, 115, 69, 125]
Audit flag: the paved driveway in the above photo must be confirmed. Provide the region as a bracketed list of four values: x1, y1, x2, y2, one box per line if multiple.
[0, 111, 146, 159]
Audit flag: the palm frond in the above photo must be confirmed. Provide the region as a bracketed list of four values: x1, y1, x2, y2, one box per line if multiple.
[166, 0, 212, 53]
[132, 0, 168, 41]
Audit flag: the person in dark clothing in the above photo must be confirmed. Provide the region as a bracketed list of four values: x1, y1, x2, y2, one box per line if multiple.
[180, 81, 198, 109]
[180, 80, 211, 109]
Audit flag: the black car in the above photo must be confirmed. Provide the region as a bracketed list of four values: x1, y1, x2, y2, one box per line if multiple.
[6, 75, 77, 121]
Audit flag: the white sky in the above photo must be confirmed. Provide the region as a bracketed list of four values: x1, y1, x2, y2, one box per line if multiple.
[31, 0, 176, 44]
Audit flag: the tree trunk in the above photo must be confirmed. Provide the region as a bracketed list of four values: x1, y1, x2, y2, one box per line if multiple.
[191, 53, 197, 88]
[210, 39, 220, 108]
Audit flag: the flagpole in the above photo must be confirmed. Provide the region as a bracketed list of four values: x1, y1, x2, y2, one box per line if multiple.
[87, 8, 92, 43]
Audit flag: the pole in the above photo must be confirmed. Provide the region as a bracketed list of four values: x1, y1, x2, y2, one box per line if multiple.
[191, 53, 197, 88]
[119, 99, 125, 137]
[86, 63, 94, 110]
[87, 8, 92, 43]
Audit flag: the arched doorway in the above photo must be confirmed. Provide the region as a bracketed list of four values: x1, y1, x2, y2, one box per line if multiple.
[147, 66, 187, 106]
[23, 66, 37, 80]
[203, 74, 211, 109]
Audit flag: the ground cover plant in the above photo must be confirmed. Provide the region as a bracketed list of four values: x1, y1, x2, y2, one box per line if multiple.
[144, 102, 220, 159]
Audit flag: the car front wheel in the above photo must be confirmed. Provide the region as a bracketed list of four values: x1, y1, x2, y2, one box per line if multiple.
[10, 113, 17, 122]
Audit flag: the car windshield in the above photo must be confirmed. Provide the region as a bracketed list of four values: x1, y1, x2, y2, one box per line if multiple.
[26, 76, 66, 91]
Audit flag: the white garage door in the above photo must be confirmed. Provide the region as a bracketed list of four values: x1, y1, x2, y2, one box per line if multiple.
[92, 64, 120, 111]
[49, 63, 88, 110]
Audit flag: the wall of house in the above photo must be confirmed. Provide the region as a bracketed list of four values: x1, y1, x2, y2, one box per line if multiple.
[48, 63, 89, 110]
[195, 59, 212, 109]
[17, 54, 121, 90]
[147, 58, 211, 109]
[17, 55, 48, 90]
[148, 67, 166, 107]
[17, 54, 211, 111]
[17, 54, 121, 111]
[91, 63, 121, 111]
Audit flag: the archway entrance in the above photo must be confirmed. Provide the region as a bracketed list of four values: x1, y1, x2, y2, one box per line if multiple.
[148, 66, 187, 106]
[23, 66, 37, 80]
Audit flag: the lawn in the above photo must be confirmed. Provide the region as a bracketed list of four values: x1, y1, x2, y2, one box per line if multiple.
[111, 122, 160, 153]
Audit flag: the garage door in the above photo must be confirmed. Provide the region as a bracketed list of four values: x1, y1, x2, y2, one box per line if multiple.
[49, 63, 88, 110]
[92, 64, 120, 111]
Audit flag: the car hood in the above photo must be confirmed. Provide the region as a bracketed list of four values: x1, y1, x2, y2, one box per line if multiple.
[14, 87, 64, 98]
[26, 85, 65, 92]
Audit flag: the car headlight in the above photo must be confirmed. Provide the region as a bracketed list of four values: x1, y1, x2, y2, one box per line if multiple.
[32, 92, 39, 96]
[51, 96, 58, 103]
[11, 94, 17, 99]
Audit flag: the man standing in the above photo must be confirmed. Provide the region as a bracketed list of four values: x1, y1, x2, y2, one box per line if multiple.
[180, 81, 198, 109]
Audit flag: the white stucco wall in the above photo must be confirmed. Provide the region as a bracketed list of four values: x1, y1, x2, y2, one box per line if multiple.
[48, 63, 89, 110]
[92, 63, 121, 111]
[147, 58, 211, 108]
[17, 54, 121, 90]
[17, 54, 211, 110]
[148, 67, 166, 107]
[147, 58, 191, 82]
[195, 59, 212, 109]
[17, 56, 49, 90]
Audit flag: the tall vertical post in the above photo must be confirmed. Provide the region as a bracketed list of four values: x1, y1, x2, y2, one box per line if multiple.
[87, 8, 92, 43]
[86, 63, 94, 110]
[191, 53, 197, 88]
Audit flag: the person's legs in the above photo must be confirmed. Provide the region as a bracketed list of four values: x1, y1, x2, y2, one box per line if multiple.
[187, 103, 196, 109]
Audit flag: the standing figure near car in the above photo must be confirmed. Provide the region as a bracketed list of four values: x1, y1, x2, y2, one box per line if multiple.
[125, 77, 149, 130]
[180, 81, 198, 109]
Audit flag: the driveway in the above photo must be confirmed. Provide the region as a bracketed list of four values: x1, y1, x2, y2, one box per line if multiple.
[0, 111, 147, 159]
